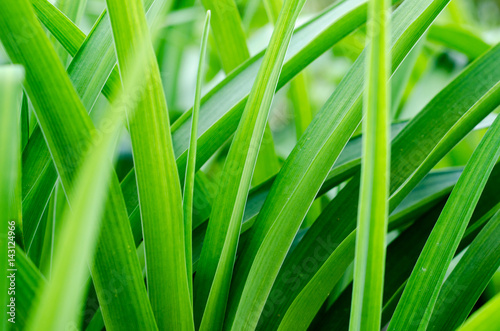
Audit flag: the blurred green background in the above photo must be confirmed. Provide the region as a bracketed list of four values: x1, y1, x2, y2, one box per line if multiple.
[1, 0, 498, 167]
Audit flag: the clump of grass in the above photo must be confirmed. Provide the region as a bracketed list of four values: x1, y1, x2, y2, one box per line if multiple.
[0, 0, 499, 330]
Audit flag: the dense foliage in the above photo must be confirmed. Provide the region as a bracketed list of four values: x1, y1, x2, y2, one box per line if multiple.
[0, 0, 499, 330]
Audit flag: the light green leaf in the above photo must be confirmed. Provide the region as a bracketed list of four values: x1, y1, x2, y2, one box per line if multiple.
[457, 293, 500, 331]
[105, 0, 193, 328]
[388, 111, 500, 330]
[22, 0, 163, 258]
[25, 72, 128, 331]
[193, 0, 307, 329]
[200, 0, 280, 187]
[0, 65, 24, 330]
[31, 0, 85, 55]
[226, 0, 453, 327]
[0, 0, 157, 328]
[183, 10, 211, 300]
[257, 27, 500, 331]
[350, 0, 391, 328]
[49, 0, 87, 63]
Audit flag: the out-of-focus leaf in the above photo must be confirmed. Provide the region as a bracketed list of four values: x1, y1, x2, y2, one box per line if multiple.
[0, 65, 24, 330]
[0, 0, 157, 328]
[456, 292, 500, 331]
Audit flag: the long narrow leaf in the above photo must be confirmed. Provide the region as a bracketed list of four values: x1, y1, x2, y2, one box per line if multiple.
[183, 10, 211, 299]
[0, 65, 24, 330]
[457, 293, 500, 331]
[258, 42, 500, 330]
[388, 113, 500, 330]
[428, 209, 500, 330]
[226, 0, 453, 327]
[25, 72, 128, 331]
[310, 166, 500, 330]
[200, 0, 280, 187]
[49, 0, 87, 63]
[350, 0, 391, 328]
[22, 0, 167, 253]
[193, 0, 307, 329]
[105, 0, 193, 328]
[0, 1, 157, 328]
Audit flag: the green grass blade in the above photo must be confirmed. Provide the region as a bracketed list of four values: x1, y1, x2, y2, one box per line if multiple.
[32, 0, 162, 106]
[456, 293, 500, 331]
[288, 73, 314, 138]
[253, 124, 281, 186]
[226, 0, 450, 326]
[428, 209, 500, 330]
[350, 0, 391, 329]
[321, 202, 448, 330]
[32, 0, 383, 189]
[105, 0, 193, 328]
[25, 81, 128, 331]
[0, 65, 24, 330]
[0, 1, 157, 329]
[37, 182, 66, 278]
[310, 167, 500, 330]
[255, 34, 500, 331]
[22, 138, 57, 255]
[392, 166, 500, 328]
[183, 10, 211, 300]
[267, 166, 467, 330]
[22, 0, 166, 253]
[20, 93, 29, 150]
[264, 0, 315, 140]
[13, 247, 45, 329]
[193, 0, 307, 329]
[49, 0, 87, 63]
[31, 0, 85, 55]
[201, 0, 280, 187]
[171, 0, 377, 179]
[278, 232, 357, 330]
[388, 113, 500, 330]
[390, 37, 423, 119]
[262, 0, 314, 194]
